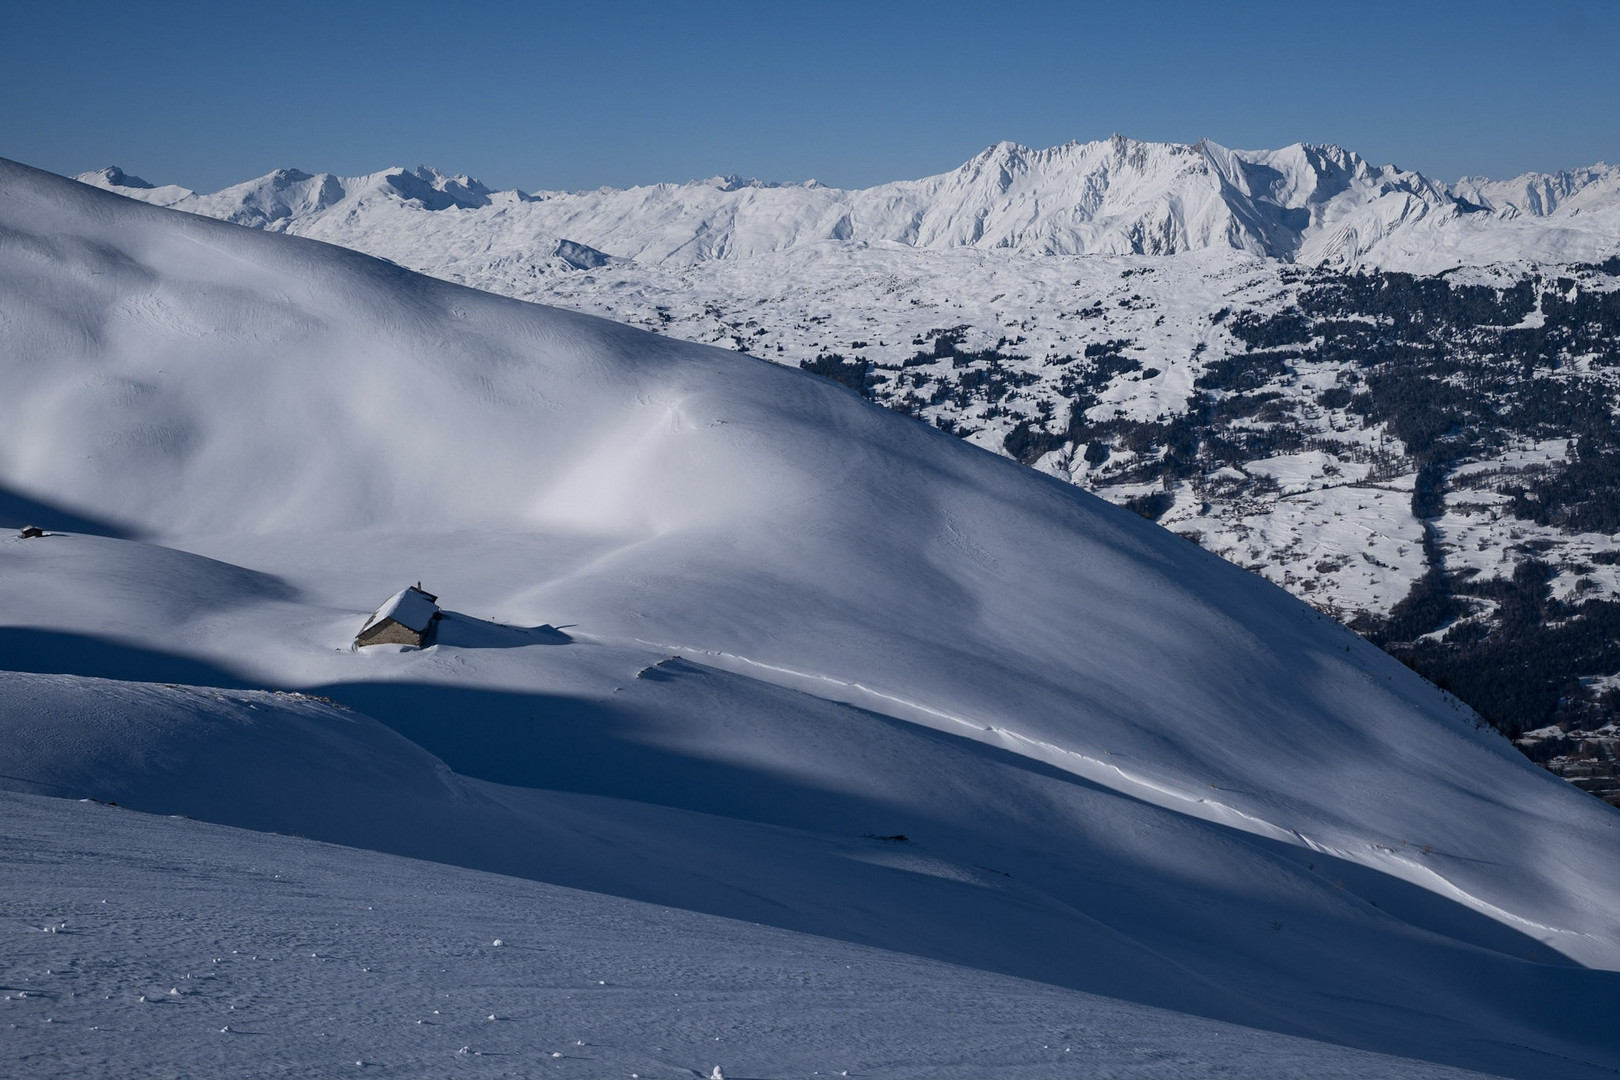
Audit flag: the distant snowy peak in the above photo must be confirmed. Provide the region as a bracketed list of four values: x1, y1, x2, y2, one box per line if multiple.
[76, 165, 195, 208]
[81, 165, 154, 190]
[78, 163, 518, 228]
[889, 136, 1252, 255]
[1453, 162, 1620, 218]
[696, 174, 820, 192]
[77, 136, 1620, 271]
[202, 168, 348, 229]
[876, 135, 1459, 261]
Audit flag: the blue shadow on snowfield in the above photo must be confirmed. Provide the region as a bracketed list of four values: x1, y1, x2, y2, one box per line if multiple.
[5, 626, 1620, 1080]
[0, 627, 254, 688]
[0, 623, 1595, 977]
[0, 484, 139, 539]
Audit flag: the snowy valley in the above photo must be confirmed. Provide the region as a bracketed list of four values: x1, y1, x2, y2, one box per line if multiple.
[1, 149, 1619, 1079]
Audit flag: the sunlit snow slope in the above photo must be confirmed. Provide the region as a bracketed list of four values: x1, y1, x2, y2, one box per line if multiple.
[4, 158, 1620, 1079]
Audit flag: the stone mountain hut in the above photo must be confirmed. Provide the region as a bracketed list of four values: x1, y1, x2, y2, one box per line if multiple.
[355, 584, 442, 648]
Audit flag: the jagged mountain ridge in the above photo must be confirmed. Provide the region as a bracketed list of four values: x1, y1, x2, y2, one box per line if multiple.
[77, 135, 1620, 273]
[1454, 164, 1620, 218]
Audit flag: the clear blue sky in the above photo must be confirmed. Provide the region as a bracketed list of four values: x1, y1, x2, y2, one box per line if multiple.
[4, 0, 1617, 193]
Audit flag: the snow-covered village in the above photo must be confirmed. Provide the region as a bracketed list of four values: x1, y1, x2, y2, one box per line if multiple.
[5, 3, 1620, 1078]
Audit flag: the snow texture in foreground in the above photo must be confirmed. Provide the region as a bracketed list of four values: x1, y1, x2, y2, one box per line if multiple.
[3, 157, 1620, 1079]
[2, 791, 1498, 1080]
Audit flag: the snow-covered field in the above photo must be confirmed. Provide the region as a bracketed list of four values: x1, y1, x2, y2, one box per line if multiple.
[4, 790, 1501, 1080]
[5, 157, 1620, 1078]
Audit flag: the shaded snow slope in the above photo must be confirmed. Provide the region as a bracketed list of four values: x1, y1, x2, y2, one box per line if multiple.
[78, 137, 1620, 272]
[2, 791, 1502, 1080]
[5, 158, 1620, 1077]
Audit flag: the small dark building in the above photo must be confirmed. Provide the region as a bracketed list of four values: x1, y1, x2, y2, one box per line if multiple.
[18, 525, 44, 539]
[355, 584, 442, 648]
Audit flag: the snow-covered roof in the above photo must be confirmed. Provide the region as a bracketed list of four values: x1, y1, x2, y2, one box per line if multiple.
[360, 586, 439, 635]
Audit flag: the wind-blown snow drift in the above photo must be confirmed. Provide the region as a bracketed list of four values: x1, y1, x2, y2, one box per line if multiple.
[5, 157, 1620, 1078]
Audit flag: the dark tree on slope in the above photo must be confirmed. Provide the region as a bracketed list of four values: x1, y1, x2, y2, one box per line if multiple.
[800, 353, 872, 398]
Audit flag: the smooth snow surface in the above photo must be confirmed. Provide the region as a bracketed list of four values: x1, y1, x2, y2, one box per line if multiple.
[5, 157, 1620, 1078]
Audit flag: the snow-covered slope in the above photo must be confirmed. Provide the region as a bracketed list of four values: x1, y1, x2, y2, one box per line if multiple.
[3, 788, 1500, 1080]
[77, 137, 1620, 273]
[7, 157, 1620, 1078]
[80, 150, 1620, 749]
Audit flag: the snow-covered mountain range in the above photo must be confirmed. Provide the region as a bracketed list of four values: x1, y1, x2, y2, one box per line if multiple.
[79, 136, 1620, 273]
[8, 155, 1620, 1077]
[76, 140, 1620, 769]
